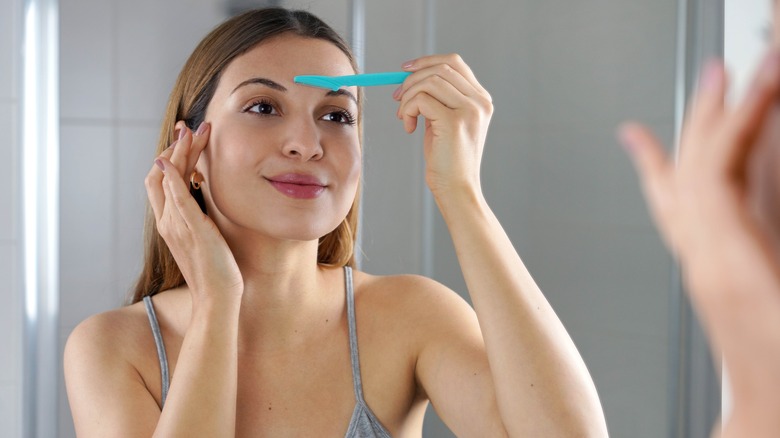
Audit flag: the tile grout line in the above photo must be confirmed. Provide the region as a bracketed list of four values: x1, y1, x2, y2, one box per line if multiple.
[110, 0, 121, 309]
[59, 117, 160, 126]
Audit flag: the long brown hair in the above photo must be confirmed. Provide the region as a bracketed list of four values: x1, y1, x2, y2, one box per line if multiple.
[129, 8, 363, 304]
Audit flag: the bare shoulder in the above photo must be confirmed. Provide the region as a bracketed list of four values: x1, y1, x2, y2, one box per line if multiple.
[64, 302, 150, 369]
[351, 270, 480, 339]
[64, 300, 166, 435]
[65, 288, 188, 369]
[63, 301, 159, 405]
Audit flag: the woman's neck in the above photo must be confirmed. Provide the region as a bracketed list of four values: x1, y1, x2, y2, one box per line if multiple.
[224, 232, 343, 353]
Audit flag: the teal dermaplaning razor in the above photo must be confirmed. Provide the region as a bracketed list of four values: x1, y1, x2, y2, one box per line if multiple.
[293, 72, 411, 91]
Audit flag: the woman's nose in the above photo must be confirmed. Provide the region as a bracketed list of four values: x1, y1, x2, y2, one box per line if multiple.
[281, 118, 324, 161]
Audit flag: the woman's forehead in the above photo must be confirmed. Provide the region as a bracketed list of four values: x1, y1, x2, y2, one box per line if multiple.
[221, 35, 356, 88]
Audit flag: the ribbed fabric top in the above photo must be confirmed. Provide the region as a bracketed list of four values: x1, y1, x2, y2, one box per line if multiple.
[142, 266, 392, 437]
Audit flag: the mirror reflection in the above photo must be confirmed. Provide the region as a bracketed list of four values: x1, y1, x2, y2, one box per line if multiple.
[45, 1, 711, 437]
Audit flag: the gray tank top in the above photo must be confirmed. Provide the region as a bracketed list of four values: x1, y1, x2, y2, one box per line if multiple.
[143, 266, 392, 437]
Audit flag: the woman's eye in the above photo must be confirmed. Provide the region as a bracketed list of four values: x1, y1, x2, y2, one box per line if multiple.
[322, 111, 355, 125]
[246, 101, 277, 115]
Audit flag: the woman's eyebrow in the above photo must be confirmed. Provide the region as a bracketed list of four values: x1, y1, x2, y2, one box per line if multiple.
[231, 76, 357, 105]
[231, 77, 287, 95]
[327, 88, 357, 105]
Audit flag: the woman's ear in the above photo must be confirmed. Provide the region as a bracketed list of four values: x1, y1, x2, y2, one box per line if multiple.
[173, 120, 188, 141]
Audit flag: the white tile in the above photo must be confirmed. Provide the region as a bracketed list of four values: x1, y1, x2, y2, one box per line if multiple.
[0, 244, 20, 382]
[0, 103, 15, 241]
[59, 330, 76, 438]
[479, 114, 534, 243]
[359, 106, 425, 275]
[364, 0, 424, 68]
[59, 124, 115, 330]
[59, 0, 113, 120]
[116, 125, 158, 304]
[527, 2, 677, 125]
[116, 0, 223, 122]
[0, 0, 18, 100]
[524, 224, 673, 339]
[574, 329, 669, 438]
[526, 121, 675, 231]
[357, 0, 433, 276]
[0, 383, 19, 438]
[434, 0, 533, 107]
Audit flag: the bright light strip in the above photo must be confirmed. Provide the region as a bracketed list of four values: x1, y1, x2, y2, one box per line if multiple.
[22, 0, 59, 435]
[22, 0, 39, 330]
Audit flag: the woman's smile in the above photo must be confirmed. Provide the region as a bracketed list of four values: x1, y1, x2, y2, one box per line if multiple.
[265, 172, 327, 199]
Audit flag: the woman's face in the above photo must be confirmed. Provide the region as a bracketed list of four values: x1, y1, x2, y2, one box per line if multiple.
[199, 34, 361, 242]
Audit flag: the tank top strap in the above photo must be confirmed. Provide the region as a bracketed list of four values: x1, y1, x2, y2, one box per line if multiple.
[344, 266, 367, 404]
[143, 295, 170, 408]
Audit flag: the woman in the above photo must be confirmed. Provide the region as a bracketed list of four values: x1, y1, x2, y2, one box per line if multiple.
[620, 3, 780, 435]
[64, 8, 607, 437]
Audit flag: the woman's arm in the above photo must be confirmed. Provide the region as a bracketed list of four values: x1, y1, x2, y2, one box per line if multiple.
[438, 190, 607, 437]
[151, 124, 245, 437]
[621, 51, 780, 437]
[66, 124, 245, 437]
[64, 296, 241, 437]
[395, 54, 607, 437]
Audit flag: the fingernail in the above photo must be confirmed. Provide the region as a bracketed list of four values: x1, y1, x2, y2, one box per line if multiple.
[155, 159, 165, 171]
[178, 127, 186, 141]
[700, 60, 724, 91]
[617, 124, 639, 153]
[402, 59, 416, 70]
[195, 122, 207, 136]
[392, 85, 402, 99]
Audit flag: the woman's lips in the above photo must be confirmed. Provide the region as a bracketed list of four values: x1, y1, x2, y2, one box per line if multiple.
[266, 173, 326, 199]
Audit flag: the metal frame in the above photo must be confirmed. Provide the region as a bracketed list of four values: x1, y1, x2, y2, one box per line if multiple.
[421, 0, 436, 278]
[21, 0, 60, 435]
[348, 0, 365, 267]
[671, 0, 724, 436]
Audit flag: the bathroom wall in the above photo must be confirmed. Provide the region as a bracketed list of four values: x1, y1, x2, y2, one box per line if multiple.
[428, 1, 678, 437]
[57, 0, 225, 434]
[0, 0, 23, 435]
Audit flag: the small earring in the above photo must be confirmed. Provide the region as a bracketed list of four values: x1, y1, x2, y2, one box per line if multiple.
[190, 171, 204, 190]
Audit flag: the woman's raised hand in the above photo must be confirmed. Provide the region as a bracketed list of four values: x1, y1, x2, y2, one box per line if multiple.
[394, 54, 493, 202]
[620, 51, 780, 436]
[145, 122, 244, 302]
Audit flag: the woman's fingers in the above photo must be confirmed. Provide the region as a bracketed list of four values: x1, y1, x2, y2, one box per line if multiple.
[397, 75, 467, 125]
[158, 156, 207, 232]
[188, 123, 210, 174]
[717, 51, 780, 175]
[403, 53, 488, 96]
[146, 120, 210, 227]
[398, 72, 477, 111]
[620, 123, 670, 180]
[399, 91, 451, 134]
[678, 60, 727, 164]
[619, 123, 679, 248]
[395, 56, 492, 136]
[145, 144, 176, 224]
[394, 62, 481, 102]
[169, 123, 191, 178]
[166, 121, 210, 205]
[170, 122, 210, 181]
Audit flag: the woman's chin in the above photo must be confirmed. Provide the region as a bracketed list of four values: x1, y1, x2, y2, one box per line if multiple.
[246, 221, 341, 244]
